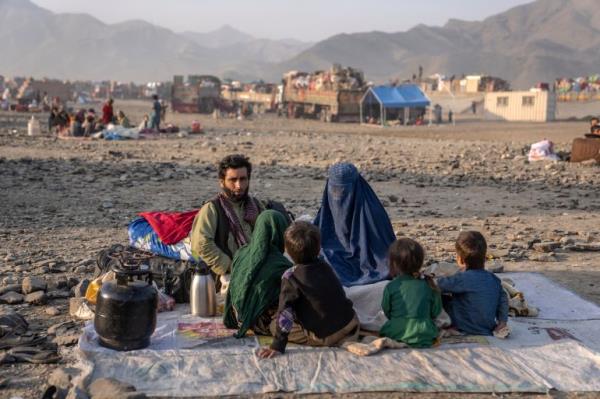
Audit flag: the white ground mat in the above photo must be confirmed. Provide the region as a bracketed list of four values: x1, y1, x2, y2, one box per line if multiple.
[73, 273, 600, 396]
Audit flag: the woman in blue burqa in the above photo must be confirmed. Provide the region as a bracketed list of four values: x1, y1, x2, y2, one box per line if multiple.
[314, 162, 396, 287]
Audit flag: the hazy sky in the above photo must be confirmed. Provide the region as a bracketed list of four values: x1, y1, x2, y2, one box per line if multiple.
[32, 0, 534, 42]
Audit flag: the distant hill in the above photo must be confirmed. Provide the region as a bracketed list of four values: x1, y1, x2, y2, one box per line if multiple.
[275, 0, 600, 88]
[0, 0, 311, 81]
[0, 0, 599, 87]
[182, 25, 255, 49]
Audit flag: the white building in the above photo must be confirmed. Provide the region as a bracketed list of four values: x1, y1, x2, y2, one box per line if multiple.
[484, 90, 556, 122]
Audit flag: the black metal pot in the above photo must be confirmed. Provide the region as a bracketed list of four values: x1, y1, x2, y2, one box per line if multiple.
[94, 260, 157, 351]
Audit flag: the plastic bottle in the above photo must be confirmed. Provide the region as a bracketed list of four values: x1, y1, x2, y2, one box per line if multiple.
[27, 116, 40, 136]
[190, 263, 216, 317]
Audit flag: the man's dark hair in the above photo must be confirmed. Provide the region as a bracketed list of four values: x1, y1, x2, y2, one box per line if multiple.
[591, 117, 599, 123]
[218, 154, 252, 180]
[455, 231, 487, 270]
[153, 94, 158, 100]
[388, 238, 424, 278]
[284, 222, 321, 264]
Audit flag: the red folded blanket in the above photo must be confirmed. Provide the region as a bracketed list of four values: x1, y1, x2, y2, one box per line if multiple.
[139, 210, 198, 245]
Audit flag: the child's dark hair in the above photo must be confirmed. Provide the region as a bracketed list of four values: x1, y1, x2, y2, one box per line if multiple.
[388, 238, 425, 278]
[455, 231, 487, 270]
[218, 154, 252, 180]
[284, 222, 321, 264]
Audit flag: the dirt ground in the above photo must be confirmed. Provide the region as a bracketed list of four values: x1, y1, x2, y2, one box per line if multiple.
[0, 100, 599, 398]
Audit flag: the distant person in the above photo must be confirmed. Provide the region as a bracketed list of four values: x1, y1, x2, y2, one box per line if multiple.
[42, 92, 50, 111]
[590, 117, 599, 134]
[102, 98, 114, 125]
[448, 110, 454, 124]
[70, 109, 85, 137]
[150, 95, 161, 131]
[117, 110, 131, 128]
[49, 106, 69, 134]
[28, 98, 38, 111]
[1, 88, 10, 102]
[471, 101, 477, 115]
[160, 99, 167, 121]
[138, 114, 150, 131]
[434, 104, 443, 124]
[83, 109, 97, 136]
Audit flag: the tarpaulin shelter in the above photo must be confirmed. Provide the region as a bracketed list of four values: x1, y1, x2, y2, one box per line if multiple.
[360, 84, 430, 126]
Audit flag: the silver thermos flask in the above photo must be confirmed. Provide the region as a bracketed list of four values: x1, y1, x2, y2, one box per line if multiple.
[190, 263, 216, 317]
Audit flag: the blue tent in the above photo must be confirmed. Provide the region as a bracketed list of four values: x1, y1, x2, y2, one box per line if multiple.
[360, 84, 430, 126]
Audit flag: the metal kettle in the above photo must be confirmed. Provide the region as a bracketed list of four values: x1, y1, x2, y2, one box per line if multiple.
[190, 262, 216, 317]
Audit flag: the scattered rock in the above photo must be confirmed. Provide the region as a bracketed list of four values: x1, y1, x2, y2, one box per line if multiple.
[1, 276, 18, 285]
[22, 276, 47, 294]
[528, 253, 559, 262]
[53, 334, 79, 346]
[48, 367, 75, 391]
[0, 284, 22, 295]
[564, 243, 600, 252]
[486, 261, 505, 273]
[68, 277, 80, 288]
[73, 265, 88, 274]
[47, 290, 72, 300]
[0, 291, 24, 304]
[49, 262, 67, 273]
[532, 241, 561, 253]
[46, 306, 61, 316]
[88, 378, 144, 399]
[559, 237, 576, 246]
[25, 291, 47, 305]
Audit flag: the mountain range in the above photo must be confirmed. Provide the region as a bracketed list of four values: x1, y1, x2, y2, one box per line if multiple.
[1, 0, 599, 88]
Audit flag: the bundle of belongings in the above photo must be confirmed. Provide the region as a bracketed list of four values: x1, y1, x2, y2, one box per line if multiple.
[139, 124, 181, 135]
[128, 211, 198, 262]
[528, 139, 560, 162]
[284, 64, 365, 92]
[570, 138, 600, 163]
[91, 124, 182, 140]
[81, 244, 189, 320]
[92, 124, 140, 141]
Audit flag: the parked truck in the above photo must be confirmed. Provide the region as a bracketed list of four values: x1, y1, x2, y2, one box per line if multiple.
[281, 65, 366, 122]
[171, 75, 221, 114]
[221, 82, 278, 113]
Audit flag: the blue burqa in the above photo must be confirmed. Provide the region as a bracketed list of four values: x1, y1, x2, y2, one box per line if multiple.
[314, 163, 396, 287]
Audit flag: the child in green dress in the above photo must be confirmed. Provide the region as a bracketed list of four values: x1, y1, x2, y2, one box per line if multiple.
[380, 238, 442, 347]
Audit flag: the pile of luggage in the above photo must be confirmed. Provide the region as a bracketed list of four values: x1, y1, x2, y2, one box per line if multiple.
[284, 64, 365, 92]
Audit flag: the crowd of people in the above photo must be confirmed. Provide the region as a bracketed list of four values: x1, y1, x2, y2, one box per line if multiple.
[46, 96, 166, 137]
[190, 154, 508, 358]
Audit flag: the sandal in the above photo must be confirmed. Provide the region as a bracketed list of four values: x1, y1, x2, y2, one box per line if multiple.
[1, 345, 60, 364]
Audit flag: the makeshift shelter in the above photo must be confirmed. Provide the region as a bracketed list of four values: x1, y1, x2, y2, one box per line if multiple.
[360, 85, 430, 126]
[484, 90, 556, 122]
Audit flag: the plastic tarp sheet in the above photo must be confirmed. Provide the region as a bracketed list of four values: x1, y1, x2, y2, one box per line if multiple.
[74, 273, 600, 396]
[364, 85, 431, 108]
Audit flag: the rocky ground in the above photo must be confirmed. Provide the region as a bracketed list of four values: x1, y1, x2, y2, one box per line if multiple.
[0, 102, 599, 398]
